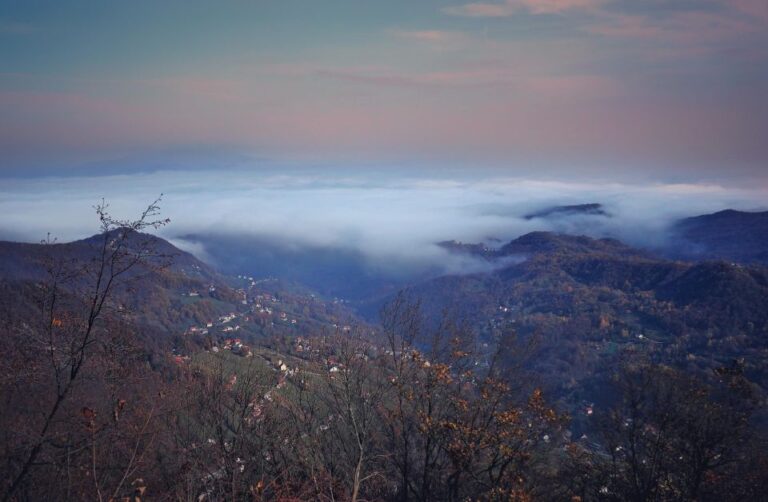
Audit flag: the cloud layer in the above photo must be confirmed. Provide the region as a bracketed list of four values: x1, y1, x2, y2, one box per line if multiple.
[1, 168, 766, 275]
[444, 0, 605, 17]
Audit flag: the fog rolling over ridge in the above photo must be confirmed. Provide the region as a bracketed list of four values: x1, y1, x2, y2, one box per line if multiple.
[1, 167, 766, 291]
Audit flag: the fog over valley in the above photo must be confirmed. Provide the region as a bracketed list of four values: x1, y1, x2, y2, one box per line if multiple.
[2, 167, 766, 280]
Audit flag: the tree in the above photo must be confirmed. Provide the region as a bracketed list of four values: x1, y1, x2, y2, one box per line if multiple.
[582, 363, 759, 501]
[1, 198, 169, 501]
[165, 352, 281, 501]
[378, 295, 564, 501]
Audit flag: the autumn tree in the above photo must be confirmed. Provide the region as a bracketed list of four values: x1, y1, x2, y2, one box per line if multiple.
[1, 198, 170, 501]
[575, 363, 761, 501]
[378, 295, 565, 501]
[161, 352, 283, 501]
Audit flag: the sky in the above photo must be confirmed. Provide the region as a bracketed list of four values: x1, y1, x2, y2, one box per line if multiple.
[1, 1, 767, 267]
[1, 0, 767, 182]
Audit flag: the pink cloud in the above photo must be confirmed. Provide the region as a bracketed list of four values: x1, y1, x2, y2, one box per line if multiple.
[254, 92, 766, 168]
[443, 3, 515, 17]
[1, 82, 764, 168]
[314, 66, 518, 88]
[315, 68, 428, 88]
[391, 29, 467, 44]
[523, 74, 621, 99]
[728, 0, 768, 22]
[519, 0, 606, 15]
[311, 64, 620, 102]
[0, 90, 173, 150]
[135, 77, 247, 103]
[444, 0, 605, 17]
[586, 9, 761, 44]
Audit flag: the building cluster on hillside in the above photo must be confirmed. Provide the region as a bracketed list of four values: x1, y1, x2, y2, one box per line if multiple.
[274, 359, 300, 377]
[222, 337, 252, 357]
[294, 336, 314, 354]
[185, 326, 209, 336]
[219, 313, 237, 324]
[177, 271, 369, 367]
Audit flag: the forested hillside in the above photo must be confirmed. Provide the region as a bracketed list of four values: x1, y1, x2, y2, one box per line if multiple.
[1, 209, 767, 501]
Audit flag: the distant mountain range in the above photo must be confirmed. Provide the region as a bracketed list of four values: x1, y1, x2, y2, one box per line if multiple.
[668, 209, 768, 264]
[519, 205, 768, 266]
[169, 207, 768, 306]
[523, 203, 611, 220]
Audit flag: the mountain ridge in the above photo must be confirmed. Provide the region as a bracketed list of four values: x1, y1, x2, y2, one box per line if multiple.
[669, 208, 768, 264]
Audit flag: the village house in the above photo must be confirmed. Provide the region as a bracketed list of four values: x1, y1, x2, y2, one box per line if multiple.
[222, 338, 242, 350]
[232, 344, 252, 357]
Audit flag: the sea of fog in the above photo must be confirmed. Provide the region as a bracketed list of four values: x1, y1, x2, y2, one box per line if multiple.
[1, 167, 766, 274]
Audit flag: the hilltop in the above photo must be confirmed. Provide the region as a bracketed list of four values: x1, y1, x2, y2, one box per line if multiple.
[669, 209, 768, 264]
[0, 231, 367, 359]
[523, 202, 610, 220]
